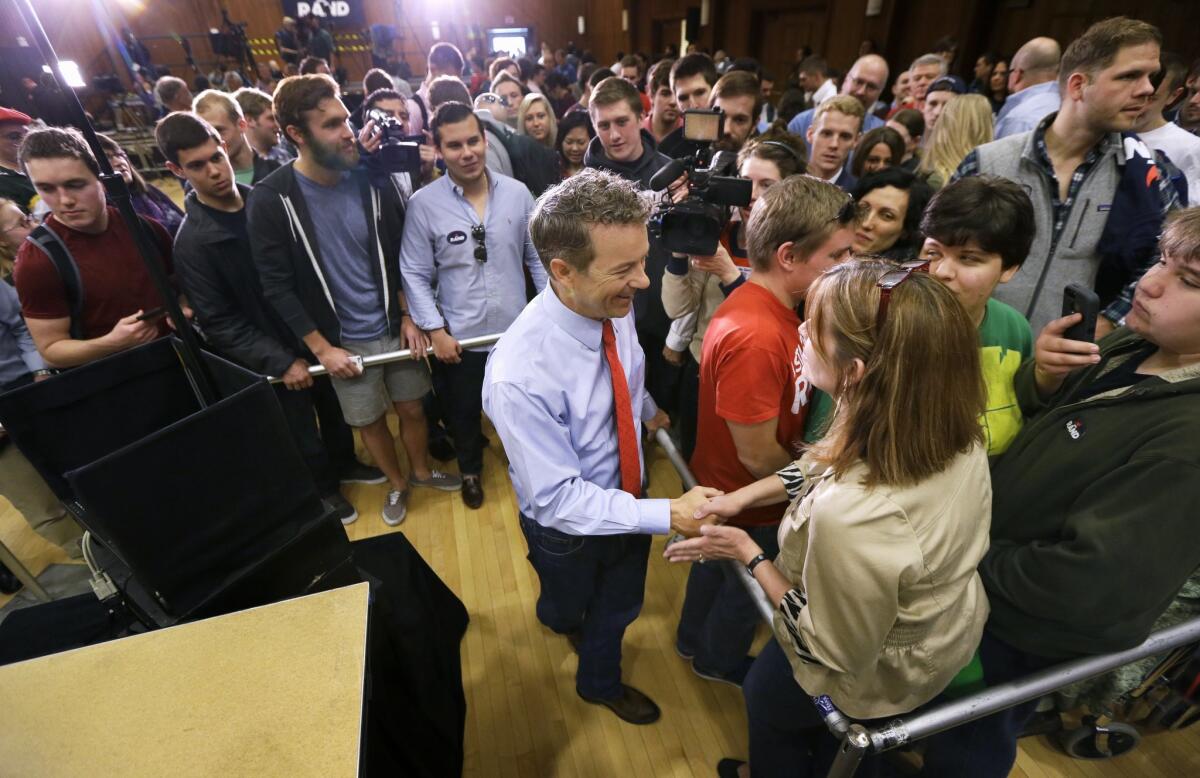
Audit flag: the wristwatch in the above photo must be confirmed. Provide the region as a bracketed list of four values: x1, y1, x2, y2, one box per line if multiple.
[745, 553, 768, 576]
[32, 369, 53, 378]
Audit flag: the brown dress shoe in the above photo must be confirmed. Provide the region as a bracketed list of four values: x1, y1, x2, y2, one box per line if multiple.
[462, 475, 484, 509]
[578, 684, 661, 725]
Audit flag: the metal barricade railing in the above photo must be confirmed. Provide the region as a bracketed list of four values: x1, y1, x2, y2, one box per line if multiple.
[266, 334, 503, 384]
[652, 428, 1200, 777]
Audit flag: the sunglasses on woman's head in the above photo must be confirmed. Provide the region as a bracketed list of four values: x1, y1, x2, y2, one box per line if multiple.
[875, 260, 929, 331]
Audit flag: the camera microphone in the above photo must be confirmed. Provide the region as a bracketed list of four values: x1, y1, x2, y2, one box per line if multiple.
[649, 159, 687, 192]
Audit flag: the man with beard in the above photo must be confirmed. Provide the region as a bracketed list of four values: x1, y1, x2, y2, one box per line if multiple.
[159, 111, 370, 525]
[249, 75, 458, 528]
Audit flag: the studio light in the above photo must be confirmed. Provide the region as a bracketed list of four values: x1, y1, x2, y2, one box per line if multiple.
[43, 60, 85, 88]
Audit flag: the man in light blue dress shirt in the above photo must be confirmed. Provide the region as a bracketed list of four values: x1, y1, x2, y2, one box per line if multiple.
[483, 169, 719, 725]
[994, 37, 1062, 139]
[401, 102, 548, 509]
[786, 55, 889, 154]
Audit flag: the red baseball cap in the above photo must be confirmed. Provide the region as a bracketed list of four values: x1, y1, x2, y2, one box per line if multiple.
[0, 107, 32, 125]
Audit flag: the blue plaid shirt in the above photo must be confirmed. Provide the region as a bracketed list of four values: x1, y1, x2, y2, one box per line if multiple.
[954, 113, 1179, 323]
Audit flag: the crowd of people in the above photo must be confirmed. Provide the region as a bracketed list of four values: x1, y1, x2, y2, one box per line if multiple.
[0, 12, 1198, 778]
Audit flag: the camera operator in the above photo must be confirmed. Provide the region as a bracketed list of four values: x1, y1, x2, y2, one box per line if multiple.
[158, 111, 365, 524]
[585, 76, 683, 413]
[248, 75, 459, 528]
[401, 102, 546, 510]
[361, 86, 436, 198]
[709, 71, 763, 153]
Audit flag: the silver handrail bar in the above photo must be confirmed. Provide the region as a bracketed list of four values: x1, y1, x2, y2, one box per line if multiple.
[266, 333, 504, 383]
[651, 428, 1200, 777]
[654, 428, 775, 625]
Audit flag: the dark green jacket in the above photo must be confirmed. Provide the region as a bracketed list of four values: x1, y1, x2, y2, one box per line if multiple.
[983, 328, 1200, 659]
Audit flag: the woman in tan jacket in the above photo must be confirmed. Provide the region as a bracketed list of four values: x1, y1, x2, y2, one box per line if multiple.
[666, 258, 992, 777]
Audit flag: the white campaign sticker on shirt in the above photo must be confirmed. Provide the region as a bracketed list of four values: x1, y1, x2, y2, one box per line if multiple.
[791, 341, 810, 416]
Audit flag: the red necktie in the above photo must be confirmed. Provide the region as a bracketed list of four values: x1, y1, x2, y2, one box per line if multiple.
[601, 320, 641, 497]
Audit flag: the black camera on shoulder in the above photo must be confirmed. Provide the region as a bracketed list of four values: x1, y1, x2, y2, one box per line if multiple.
[366, 107, 425, 175]
[648, 109, 751, 256]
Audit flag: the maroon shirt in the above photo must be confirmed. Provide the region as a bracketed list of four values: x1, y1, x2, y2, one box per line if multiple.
[15, 207, 174, 340]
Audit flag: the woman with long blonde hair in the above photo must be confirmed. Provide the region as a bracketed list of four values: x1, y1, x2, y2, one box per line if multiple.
[918, 93, 994, 189]
[666, 257, 992, 776]
[516, 93, 558, 150]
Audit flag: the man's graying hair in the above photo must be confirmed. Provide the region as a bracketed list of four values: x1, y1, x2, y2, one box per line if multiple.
[529, 168, 651, 272]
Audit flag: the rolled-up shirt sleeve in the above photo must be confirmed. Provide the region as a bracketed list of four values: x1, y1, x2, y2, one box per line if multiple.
[486, 379, 670, 535]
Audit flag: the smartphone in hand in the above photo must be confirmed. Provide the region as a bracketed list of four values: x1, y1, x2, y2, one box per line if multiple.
[135, 306, 167, 322]
[1061, 284, 1100, 343]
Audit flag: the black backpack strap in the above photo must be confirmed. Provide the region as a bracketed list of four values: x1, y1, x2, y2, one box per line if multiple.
[412, 93, 430, 131]
[26, 224, 85, 340]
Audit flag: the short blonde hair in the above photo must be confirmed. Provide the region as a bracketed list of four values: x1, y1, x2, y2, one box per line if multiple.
[517, 93, 558, 150]
[805, 257, 985, 486]
[193, 89, 243, 124]
[917, 94, 993, 186]
[746, 175, 855, 271]
[813, 94, 865, 131]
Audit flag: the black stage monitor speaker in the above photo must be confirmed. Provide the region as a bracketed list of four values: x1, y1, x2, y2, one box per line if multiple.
[0, 337, 355, 624]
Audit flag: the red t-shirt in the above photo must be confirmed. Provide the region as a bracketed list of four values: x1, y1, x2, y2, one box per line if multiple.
[15, 207, 174, 341]
[690, 282, 811, 527]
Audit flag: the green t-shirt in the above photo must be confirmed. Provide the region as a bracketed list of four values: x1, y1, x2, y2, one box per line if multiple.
[802, 389, 834, 443]
[234, 166, 256, 187]
[978, 297, 1033, 456]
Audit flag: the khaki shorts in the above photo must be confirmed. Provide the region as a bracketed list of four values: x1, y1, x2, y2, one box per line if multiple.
[330, 334, 432, 427]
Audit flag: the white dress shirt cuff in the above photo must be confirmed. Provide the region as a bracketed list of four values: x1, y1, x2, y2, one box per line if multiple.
[638, 498, 672, 534]
[641, 390, 659, 423]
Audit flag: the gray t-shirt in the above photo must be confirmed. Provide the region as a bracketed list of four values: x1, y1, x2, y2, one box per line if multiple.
[295, 169, 387, 341]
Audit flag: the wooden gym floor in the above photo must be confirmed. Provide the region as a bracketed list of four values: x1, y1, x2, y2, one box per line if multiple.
[2, 419, 1199, 777]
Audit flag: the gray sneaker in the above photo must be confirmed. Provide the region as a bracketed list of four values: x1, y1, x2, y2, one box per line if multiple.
[382, 488, 409, 526]
[410, 469, 463, 491]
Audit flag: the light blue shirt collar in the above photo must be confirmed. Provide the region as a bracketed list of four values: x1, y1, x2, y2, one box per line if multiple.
[542, 283, 603, 351]
[447, 169, 498, 199]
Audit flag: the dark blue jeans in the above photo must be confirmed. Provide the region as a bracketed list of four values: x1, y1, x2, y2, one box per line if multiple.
[744, 639, 923, 777]
[919, 630, 1057, 777]
[677, 523, 780, 673]
[519, 514, 651, 700]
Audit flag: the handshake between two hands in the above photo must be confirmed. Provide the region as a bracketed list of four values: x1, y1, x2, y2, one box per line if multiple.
[664, 487, 761, 566]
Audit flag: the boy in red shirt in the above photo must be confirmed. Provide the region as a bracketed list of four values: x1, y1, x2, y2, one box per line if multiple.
[678, 176, 857, 686]
[15, 127, 174, 368]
